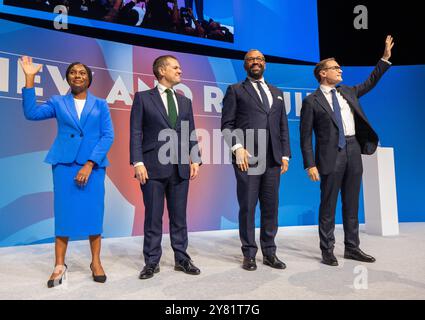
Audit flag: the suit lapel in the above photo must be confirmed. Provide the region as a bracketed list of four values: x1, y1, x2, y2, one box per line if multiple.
[79, 91, 96, 129]
[175, 93, 185, 130]
[336, 87, 357, 110]
[64, 94, 82, 131]
[150, 87, 172, 128]
[314, 88, 338, 127]
[267, 83, 280, 112]
[242, 79, 268, 114]
[336, 86, 368, 123]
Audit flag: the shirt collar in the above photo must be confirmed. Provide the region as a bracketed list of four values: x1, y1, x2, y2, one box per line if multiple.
[157, 83, 174, 95]
[320, 84, 336, 95]
[248, 76, 266, 85]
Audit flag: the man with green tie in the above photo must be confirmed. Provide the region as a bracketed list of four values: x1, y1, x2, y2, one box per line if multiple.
[130, 55, 202, 279]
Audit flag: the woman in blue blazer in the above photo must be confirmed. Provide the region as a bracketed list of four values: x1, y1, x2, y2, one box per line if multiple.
[20, 56, 114, 287]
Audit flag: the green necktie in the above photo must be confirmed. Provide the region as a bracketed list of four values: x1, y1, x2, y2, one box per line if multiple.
[165, 88, 178, 128]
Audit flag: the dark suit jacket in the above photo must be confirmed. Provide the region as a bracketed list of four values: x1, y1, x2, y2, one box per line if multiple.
[300, 59, 391, 175]
[130, 87, 201, 180]
[221, 79, 291, 164]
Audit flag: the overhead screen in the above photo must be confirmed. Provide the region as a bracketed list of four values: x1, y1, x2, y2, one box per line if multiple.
[0, 0, 320, 62]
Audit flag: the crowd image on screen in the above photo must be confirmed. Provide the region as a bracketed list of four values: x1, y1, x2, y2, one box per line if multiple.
[5, 0, 234, 43]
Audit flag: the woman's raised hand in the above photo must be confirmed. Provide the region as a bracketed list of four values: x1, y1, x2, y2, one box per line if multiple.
[19, 56, 42, 88]
[19, 56, 42, 77]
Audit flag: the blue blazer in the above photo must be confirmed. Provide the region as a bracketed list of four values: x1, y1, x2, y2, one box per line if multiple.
[22, 87, 114, 167]
[130, 87, 201, 180]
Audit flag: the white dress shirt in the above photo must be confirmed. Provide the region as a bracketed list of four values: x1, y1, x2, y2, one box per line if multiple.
[320, 85, 356, 136]
[248, 77, 273, 108]
[157, 83, 179, 115]
[74, 98, 86, 120]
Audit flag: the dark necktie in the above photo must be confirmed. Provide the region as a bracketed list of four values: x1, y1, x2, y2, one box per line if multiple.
[255, 81, 270, 111]
[331, 89, 346, 149]
[165, 88, 178, 128]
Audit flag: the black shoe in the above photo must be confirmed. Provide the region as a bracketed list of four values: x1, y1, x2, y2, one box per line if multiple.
[47, 264, 68, 288]
[344, 248, 376, 263]
[139, 264, 160, 279]
[90, 263, 107, 283]
[174, 260, 201, 275]
[321, 251, 338, 266]
[263, 254, 286, 269]
[242, 257, 257, 271]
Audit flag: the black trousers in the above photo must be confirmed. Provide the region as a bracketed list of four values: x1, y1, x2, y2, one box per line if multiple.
[233, 148, 281, 258]
[319, 136, 363, 253]
[141, 165, 191, 265]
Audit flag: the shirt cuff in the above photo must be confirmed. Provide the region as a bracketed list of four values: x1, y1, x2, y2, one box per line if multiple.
[282, 156, 290, 162]
[133, 162, 144, 167]
[231, 143, 243, 153]
[381, 58, 392, 65]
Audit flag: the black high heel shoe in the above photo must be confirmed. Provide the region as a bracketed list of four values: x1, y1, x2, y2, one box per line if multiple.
[90, 263, 107, 283]
[47, 264, 68, 288]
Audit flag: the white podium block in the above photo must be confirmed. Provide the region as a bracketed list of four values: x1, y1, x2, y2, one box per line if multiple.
[362, 147, 399, 236]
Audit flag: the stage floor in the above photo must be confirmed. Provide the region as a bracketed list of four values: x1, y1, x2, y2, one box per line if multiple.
[1, 223, 424, 300]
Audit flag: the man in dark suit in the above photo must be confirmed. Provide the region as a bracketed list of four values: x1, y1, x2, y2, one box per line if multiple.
[130, 55, 202, 279]
[300, 36, 394, 266]
[221, 49, 291, 271]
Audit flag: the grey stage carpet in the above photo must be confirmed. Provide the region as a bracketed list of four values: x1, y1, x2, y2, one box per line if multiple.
[0, 223, 424, 300]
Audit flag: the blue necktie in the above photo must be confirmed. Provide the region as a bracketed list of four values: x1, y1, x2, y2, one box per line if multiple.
[331, 89, 346, 149]
[255, 81, 270, 112]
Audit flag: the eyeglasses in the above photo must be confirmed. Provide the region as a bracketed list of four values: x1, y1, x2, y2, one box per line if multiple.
[245, 56, 265, 63]
[323, 66, 341, 71]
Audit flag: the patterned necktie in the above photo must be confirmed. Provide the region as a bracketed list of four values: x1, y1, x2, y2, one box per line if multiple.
[331, 89, 346, 149]
[255, 81, 270, 111]
[165, 88, 178, 128]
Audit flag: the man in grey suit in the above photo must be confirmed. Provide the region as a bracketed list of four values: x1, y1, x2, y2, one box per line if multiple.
[222, 49, 291, 271]
[300, 36, 394, 266]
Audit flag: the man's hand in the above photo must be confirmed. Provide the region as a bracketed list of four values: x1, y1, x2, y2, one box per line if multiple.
[382, 35, 394, 61]
[281, 159, 289, 175]
[307, 166, 320, 182]
[235, 147, 251, 172]
[74, 161, 94, 187]
[135, 165, 149, 185]
[190, 162, 200, 180]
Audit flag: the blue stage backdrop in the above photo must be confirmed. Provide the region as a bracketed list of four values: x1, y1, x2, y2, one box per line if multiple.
[0, 19, 424, 247]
